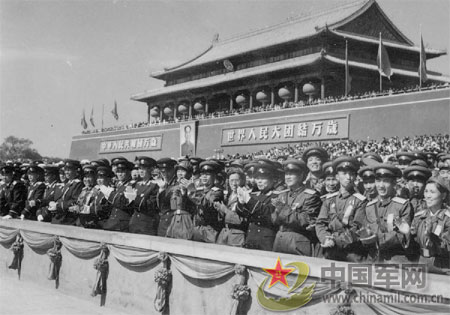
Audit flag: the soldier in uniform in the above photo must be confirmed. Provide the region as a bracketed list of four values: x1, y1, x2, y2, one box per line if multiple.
[36, 165, 64, 222]
[50, 159, 84, 225]
[302, 147, 329, 193]
[236, 159, 279, 251]
[155, 157, 178, 237]
[360, 164, 414, 263]
[403, 163, 432, 218]
[322, 161, 339, 196]
[74, 165, 104, 228]
[166, 159, 197, 240]
[59, 165, 68, 184]
[190, 161, 224, 243]
[411, 176, 450, 274]
[102, 158, 136, 232]
[95, 165, 114, 228]
[129, 157, 159, 235]
[272, 159, 322, 256]
[20, 165, 46, 220]
[189, 157, 204, 188]
[215, 168, 248, 247]
[316, 156, 367, 262]
[0, 165, 27, 219]
[358, 165, 378, 201]
[243, 161, 258, 192]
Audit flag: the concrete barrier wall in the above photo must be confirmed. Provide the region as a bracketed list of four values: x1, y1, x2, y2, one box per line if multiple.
[70, 89, 450, 160]
[1, 220, 449, 315]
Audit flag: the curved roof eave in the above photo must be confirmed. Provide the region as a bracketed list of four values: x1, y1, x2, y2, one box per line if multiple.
[132, 53, 324, 102]
[323, 54, 450, 83]
[330, 30, 446, 57]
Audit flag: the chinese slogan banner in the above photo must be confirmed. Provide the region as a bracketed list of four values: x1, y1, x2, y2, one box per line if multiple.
[99, 135, 162, 153]
[221, 116, 348, 146]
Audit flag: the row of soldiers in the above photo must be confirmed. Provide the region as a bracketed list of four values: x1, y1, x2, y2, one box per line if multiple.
[1, 148, 450, 273]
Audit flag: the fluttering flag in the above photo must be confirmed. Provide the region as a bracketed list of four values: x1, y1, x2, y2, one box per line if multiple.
[419, 33, 428, 84]
[111, 101, 119, 121]
[90, 106, 95, 127]
[377, 33, 392, 80]
[81, 110, 88, 129]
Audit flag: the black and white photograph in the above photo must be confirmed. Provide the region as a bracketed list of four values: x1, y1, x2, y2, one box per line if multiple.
[0, 0, 449, 314]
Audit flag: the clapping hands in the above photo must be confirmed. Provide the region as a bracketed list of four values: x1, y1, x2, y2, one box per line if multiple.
[236, 187, 251, 204]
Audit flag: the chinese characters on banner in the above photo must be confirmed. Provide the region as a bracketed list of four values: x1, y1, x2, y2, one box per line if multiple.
[221, 116, 348, 146]
[99, 135, 162, 153]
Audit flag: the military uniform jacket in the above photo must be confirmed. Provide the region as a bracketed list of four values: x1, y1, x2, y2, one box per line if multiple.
[133, 180, 159, 215]
[220, 191, 247, 231]
[316, 189, 367, 248]
[0, 180, 27, 217]
[190, 186, 224, 231]
[52, 179, 84, 225]
[157, 177, 179, 215]
[236, 189, 278, 231]
[273, 187, 322, 234]
[362, 196, 411, 252]
[36, 181, 64, 220]
[75, 186, 106, 228]
[409, 197, 427, 219]
[103, 180, 136, 231]
[22, 181, 46, 219]
[411, 207, 450, 258]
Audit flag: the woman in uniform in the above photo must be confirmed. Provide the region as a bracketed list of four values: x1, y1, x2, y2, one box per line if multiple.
[411, 176, 450, 274]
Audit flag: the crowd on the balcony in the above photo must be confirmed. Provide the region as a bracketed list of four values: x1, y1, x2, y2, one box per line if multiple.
[81, 82, 450, 135]
[1, 133, 450, 274]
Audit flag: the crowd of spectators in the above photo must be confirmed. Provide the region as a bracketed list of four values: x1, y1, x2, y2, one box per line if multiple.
[81, 82, 450, 135]
[227, 134, 450, 163]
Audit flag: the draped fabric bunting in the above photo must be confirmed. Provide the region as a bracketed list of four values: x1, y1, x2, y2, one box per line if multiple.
[0, 226, 20, 248]
[108, 244, 159, 271]
[169, 254, 235, 280]
[60, 236, 103, 259]
[47, 237, 63, 289]
[360, 287, 450, 315]
[9, 234, 24, 279]
[91, 243, 109, 306]
[154, 252, 171, 313]
[230, 265, 251, 315]
[1, 225, 449, 315]
[20, 230, 55, 254]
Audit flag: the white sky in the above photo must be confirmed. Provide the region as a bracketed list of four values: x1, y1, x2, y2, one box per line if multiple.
[1, 0, 449, 158]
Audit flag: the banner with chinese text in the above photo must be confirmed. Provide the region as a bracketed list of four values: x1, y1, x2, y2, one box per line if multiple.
[99, 135, 162, 153]
[221, 116, 348, 146]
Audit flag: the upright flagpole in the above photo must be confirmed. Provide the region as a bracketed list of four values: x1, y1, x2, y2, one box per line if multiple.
[379, 33, 382, 92]
[419, 24, 422, 90]
[345, 39, 349, 96]
[102, 104, 104, 131]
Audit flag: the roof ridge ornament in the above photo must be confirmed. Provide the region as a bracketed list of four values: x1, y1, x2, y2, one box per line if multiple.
[212, 33, 219, 45]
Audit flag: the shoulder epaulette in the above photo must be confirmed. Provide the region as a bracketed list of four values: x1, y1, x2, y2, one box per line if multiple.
[73, 179, 81, 183]
[304, 188, 317, 195]
[211, 187, 220, 192]
[250, 191, 260, 196]
[273, 189, 289, 195]
[392, 197, 407, 205]
[36, 181, 43, 185]
[366, 199, 378, 206]
[414, 210, 426, 217]
[353, 193, 366, 201]
[326, 191, 339, 199]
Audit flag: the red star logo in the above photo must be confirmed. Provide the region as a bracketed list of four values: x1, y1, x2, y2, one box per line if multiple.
[263, 257, 294, 288]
